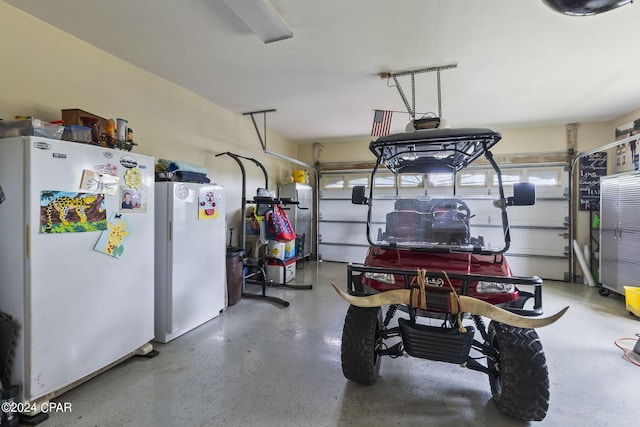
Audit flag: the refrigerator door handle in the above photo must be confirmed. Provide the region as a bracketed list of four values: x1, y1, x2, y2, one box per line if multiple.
[296, 189, 304, 210]
[295, 190, 309, 209]
[169, 220, 172, 242]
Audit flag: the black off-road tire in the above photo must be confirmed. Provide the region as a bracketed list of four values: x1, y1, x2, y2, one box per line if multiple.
[341, 305, 383, 385]
[487, 321, 550, 421]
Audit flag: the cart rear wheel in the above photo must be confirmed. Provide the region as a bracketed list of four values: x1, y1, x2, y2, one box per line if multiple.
[341, 305, 382, 385]
[487, 321, 550, 421]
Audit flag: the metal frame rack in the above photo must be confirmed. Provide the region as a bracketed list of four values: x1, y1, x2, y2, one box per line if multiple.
[216, 152, 312, 307]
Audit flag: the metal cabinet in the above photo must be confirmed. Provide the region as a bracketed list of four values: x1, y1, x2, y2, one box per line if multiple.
[600, 172, 640, 294]
[279, 182, 313, 259]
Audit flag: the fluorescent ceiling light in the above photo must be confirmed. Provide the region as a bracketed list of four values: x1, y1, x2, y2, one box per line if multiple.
[223, 0, 293, 43]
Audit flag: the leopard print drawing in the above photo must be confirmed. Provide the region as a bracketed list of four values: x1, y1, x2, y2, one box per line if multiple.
[45, 194, 98, 230]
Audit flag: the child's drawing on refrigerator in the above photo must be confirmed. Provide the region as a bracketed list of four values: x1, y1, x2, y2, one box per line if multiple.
[40, 190, 106, 233]
[94, 213, 132, 258]
[198, 190, 219, 219]
[79, 169, 120, 196]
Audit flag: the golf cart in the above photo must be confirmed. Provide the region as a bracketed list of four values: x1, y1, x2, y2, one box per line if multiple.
[333, 126, 568, 421]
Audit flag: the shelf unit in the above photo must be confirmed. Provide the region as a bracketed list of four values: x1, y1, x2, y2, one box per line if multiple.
[599, 172, 640, 295]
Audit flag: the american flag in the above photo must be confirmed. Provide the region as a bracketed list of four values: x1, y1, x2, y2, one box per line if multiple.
[371, 110, 393, 137]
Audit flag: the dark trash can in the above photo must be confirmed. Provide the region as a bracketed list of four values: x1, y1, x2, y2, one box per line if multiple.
[226, 247, 245, 306]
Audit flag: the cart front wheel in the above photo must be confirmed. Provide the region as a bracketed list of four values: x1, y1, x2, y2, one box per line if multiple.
[487, 321, 550, 421]
[341, 305, 383, 385]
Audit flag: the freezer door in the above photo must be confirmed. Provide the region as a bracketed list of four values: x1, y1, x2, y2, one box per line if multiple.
[599, 176, 619, 292]
[280, 182, 313, 258]
[155, 183, 226, 342]
[24, 137, 155, 400]
[0, 138, 27, 392]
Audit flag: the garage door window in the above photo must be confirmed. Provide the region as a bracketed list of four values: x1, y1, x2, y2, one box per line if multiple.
[427, 173, 453, 187]
[347, 175, 369, 188]
[400, 173, 424, 188]
[459, 171, 487, 187]
[373, 174, 395, 188]
[491, 170, 522, 186]
[323, 175, 345, 190]
[526, 168, 561, 186]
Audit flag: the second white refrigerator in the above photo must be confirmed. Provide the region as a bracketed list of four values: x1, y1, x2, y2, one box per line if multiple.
[154, 182, 226, 343]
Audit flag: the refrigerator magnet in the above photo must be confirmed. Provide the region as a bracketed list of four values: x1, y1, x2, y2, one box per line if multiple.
[175, 184, 195, 203]
[120, 187, 147, 213]
[124, 168, 143, 189]
[79, 169, 120, 196]
[95, 163, 118, 176]
[198, 191, 218, 220]
[94, 213, 132, 258]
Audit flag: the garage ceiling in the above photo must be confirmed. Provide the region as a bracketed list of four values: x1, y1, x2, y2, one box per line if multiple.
[6, 0, 639, 142]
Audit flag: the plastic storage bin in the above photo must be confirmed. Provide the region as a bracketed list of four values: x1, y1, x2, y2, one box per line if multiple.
[62, 125, 93, 143]
[0, 119, 64, 139]
[624, 286, 640, 317]
[268, 240, 285, 259]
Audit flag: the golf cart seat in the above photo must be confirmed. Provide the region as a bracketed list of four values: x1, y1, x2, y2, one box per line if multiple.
[385, 210, 432, 242]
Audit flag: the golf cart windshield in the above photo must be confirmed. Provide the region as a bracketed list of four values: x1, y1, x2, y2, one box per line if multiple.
[358, 128, 533, 255]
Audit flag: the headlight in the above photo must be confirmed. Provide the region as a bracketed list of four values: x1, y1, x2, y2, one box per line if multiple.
[476, 281, 515, 294]
[364, 272, 395, 284]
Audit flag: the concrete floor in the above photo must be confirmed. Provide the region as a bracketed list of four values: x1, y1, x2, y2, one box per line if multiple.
[37, 261, 638, 427]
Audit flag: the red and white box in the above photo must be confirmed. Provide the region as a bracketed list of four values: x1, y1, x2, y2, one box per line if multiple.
[266, 258, 296, 284]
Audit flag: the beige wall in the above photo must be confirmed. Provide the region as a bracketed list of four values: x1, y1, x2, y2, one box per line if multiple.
[0, 3, 300, 246]
[497, 126, 566, 154]
[576, 122, 611, 153]
[298, 136, 373, 166]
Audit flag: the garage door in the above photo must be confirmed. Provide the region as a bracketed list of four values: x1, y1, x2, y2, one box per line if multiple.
[318, 164, 569, 281]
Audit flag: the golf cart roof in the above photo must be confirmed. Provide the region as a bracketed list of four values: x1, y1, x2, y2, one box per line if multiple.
[370, 127, 502, 174]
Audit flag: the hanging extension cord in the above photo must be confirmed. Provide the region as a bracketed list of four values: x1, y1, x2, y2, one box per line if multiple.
[615, 333, 640, 367]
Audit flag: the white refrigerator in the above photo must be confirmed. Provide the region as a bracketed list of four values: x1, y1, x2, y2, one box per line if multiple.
[154, 182, 226, 343]
[0, 136, 155, 404]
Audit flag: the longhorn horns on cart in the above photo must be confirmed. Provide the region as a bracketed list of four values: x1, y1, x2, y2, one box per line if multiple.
[330, 283, 568, 329]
